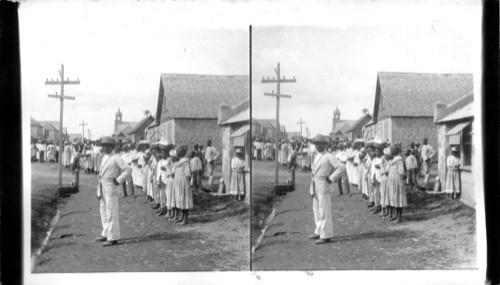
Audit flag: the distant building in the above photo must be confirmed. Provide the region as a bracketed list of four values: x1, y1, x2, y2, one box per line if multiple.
[287, 132, 301, 141]
[68, 133, 83, 143]
[36, 120, 68, 144]
[30, 117, 44, 140]
[251, 120, 263, 138]
[346, 114, 372, 141]
[434, 94, 474, 207]
[113, 109, 139, 140]
[219, 99, 250, 203]
[145, 73, 249, 152]
[329, 107, 356, 140]
[363, 72, 473, 150]
[252, 118, 286, 141]
[129, 115, 155, 143]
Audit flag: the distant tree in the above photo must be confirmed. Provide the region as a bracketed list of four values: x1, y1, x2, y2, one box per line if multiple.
[361, 108, 369, 115]
[143, 110, 151, 117]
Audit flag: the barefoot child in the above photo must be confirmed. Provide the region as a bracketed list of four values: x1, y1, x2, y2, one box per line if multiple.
[445, 146, 461, 199]
[190, 151, 203, 192]
[405, 149, 418, 191]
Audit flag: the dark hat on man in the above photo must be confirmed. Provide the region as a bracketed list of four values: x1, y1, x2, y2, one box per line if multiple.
[101, 137, 115, 146]
[312, 134, 327, 144]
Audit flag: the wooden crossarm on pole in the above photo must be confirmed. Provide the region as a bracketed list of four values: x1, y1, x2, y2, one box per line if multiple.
[262, 62, 297, 184]
[261, 78, 297, 84]
[264, 92, 292, 98]
[48, 94, 75, 100]
[45, 64, 80, 187]
[45, 79, 80, 85]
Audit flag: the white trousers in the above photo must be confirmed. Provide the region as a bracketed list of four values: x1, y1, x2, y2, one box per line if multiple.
[100, 194, 121, 241]
[312, 187, 334, 239]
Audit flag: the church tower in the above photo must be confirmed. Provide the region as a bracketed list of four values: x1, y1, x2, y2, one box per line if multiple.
[332, 106, 341, 131]
[115, 108, 122, 132]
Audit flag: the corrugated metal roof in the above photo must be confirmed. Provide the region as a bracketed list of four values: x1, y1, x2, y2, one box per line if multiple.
[231, 125, 250, 137]
[446, 122, 471, 136]
[346, 114, 372, 133]
[222, 109, 249, 125]
[375, 72, 473, 119]
[130, 116, 155, 133]
[438, 102, 474, 123]
[159, 74, 249, 121]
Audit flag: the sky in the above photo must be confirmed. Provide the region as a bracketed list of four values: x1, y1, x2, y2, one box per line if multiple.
[252, 2, 481, 137]
[20, 1, 249, 139]
[21, 0, 480, 140]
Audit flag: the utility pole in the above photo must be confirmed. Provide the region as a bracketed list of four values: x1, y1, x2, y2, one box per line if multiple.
[297, 118, 306, 139]
[45, 64, 80, 187]
[87, 129, 92, 140]
[262, 62, 296, 184]
[305, 127, 310, 139]
[79, 120, 87, 142]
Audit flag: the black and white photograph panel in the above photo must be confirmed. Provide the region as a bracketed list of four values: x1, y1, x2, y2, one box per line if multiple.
[250, 2, 483, 271]
[22, 0, 250, 275]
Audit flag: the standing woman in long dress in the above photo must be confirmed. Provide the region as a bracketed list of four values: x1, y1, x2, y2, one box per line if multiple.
[387, 145, 407, 223]
[63, 142, 70, 168]
[445, 146, 461, 199]
[379, 151, 391, 218]
[164, 149, 176, 220]
[173, 145, 192, 225]
[229, 147, 246, 201]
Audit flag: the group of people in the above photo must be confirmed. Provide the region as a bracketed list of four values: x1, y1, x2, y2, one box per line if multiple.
[31, 140, 58, 163]
[94, 137, 246, 247]
[307, 134, 460, 245]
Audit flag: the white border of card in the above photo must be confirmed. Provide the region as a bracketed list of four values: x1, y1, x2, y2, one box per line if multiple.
[22, 0, 485, 285]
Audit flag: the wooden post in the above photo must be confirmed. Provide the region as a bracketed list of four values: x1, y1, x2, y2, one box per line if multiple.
[79, 120, 88, 142]
[46, 64, 80, 187]
[262, 62, 297, 184]
[297, 118, 306, 139]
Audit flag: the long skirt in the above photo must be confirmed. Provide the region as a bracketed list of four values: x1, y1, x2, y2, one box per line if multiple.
[94, 153, 102, 172]
[445, 169, 461, 194]
[373, 183, 381, 206]
[380, 175, 390, 207]
[388, 175, 407, 207]
[361, 169, 369, 196]
[165, 178, 175, 208]
[346, 161, 354, 184]
[229, 170, 245, 195]
[357, 165, 364, 192]
[147, 171, 154, 197]
[174, 177, 193, 209]
[63, 152, 71, 166]
[87, 155, 94, 170]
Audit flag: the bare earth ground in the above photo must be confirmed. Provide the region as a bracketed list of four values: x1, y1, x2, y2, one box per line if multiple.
[31, 162, 249, 272]
[251, 160, 476, 270]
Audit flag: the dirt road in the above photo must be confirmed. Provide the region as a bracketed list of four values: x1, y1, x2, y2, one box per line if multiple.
[251, 160, 477, 270]
[32, 162, 249, 272]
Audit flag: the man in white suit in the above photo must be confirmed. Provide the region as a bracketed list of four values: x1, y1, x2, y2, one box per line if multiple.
[95, 137, 132, 247]
[309, 134, 343, 245]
